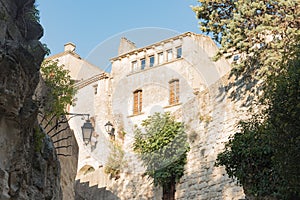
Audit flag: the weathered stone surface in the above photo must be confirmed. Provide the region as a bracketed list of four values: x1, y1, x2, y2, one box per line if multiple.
[53, 125, 79, 200]
[75, 180, 121, 200]
[0, 0, 62, 199]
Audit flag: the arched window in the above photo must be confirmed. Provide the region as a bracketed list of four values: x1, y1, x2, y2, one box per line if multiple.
[133, 89, 142, 115]
[169, 79, 179, 105]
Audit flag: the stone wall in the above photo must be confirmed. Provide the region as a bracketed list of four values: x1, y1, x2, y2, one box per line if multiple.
[110, 74, 248, 200]
[71, 33, 252, 199]
[0, 0, 62, 199]
[72, 72, 254, 200]
[52, 120, 79, 200]
[175, 74, 247, 200]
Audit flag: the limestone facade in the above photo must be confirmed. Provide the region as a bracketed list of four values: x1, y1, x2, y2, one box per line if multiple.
[49, 32, 246, 199]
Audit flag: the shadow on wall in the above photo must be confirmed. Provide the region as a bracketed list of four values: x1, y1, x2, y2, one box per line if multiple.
[175, 75, 247, 200]
[75, 180, 121, 200]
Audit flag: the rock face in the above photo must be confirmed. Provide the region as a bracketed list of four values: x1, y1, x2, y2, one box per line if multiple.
[0, 0, 62, 199]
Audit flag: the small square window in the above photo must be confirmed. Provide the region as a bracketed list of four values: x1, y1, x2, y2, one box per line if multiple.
[149, 56, 155, 67]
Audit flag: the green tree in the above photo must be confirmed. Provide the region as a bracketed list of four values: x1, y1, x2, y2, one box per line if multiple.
[193, 0, 299, 79]
[35, 59, 76, 150]
[40, 60, 76, 118]
[216, 45, 300, 199]
[193, 0, 300, 199]
[133, 112, 190, 200]
[265, 43, 300, 198]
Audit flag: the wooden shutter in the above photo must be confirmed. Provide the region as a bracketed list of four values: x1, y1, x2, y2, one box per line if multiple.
[139, 90, 142, 113]
[133, 91, 138, 114]
[175, 80, 179, 103]
[169, 82, 174, 105]
[133, 90, 142, 115]
[169, 80, 179, 105]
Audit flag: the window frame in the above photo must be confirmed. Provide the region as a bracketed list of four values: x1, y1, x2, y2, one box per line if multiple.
[176, 46, 182, 58]
[167, 49, 173, 62]
[149, 55, 155, 67]
[158, 52, 164, 65]
[140, 58, 146, 70]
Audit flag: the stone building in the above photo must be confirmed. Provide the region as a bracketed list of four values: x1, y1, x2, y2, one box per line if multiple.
[49, 32, 246, 199]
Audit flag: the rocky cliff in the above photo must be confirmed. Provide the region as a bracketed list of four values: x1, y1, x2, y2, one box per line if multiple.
[0, 0, 61, 199]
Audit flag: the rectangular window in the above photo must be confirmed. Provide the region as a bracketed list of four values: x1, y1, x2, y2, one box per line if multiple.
[158, 52, 164, 64]
[176, 46, 182, 58]
[141, 58, 146, 70]
[169, 79, 179, 105]
[132, 61, 138, 71]
[133, 90, 142, 115]
[167, 49, 173, 61]
[149, 55, 155, 67]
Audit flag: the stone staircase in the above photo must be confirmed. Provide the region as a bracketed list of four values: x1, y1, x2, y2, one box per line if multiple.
[76, 166, 110, 188]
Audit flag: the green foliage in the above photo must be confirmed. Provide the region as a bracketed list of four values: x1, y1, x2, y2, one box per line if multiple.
[40, 60, 76, 117]
[26, 3, 40, 22]
[104, 142, 125, 179]
[42, 44, 51, 56]
[34, 126, 45, 153]
[216, 40, 300, 199]
[216, 119, 281, 198]
[133, 112, 190, 187]
[194, 1, 300, 198]
[265, 43, 300, 198]
[193, 0, 300, 80]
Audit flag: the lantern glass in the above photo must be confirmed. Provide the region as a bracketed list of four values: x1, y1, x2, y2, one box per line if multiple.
[81, 120, 94, 145]
[104, 121, 113, 133]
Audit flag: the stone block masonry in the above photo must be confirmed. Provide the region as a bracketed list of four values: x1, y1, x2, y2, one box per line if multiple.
[78, 73, 250, 200]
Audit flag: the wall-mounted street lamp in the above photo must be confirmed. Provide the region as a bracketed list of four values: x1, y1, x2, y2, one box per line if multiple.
[81, 118, 94, 145]
[67, 113, 94, 145]
[104, 121, 115, 140]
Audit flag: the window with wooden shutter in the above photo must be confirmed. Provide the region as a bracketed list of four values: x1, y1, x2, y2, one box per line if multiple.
[169, 80, 179, 105]
[133, 90, 142, 115]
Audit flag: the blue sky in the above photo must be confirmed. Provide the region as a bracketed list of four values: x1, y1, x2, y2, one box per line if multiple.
[37, 0, 202, 67]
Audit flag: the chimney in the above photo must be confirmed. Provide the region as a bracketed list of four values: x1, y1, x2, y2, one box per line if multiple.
[64, 42, 76, 52]
[118, 37, 136, 55]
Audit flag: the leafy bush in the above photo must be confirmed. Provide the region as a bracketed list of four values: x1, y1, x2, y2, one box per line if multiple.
[133, 112, 190, 188]
[104, 142, 124, 179]
[40, 60, 76, 117]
